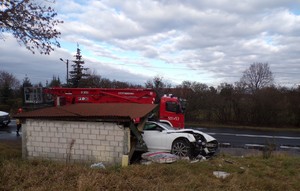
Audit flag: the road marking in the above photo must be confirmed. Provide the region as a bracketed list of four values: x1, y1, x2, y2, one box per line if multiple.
[207, 132, 300, 140]
[280, 146, 300, 150]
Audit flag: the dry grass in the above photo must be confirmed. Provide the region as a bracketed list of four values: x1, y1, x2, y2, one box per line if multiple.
[0, 141, 300, 191]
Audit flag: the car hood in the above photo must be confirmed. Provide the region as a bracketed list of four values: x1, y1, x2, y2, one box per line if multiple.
[0, 111, 9, 117]
[166, 129, 216, 142]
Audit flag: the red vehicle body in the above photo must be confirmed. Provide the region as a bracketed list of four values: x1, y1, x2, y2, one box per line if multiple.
[44, 88, 186, 129]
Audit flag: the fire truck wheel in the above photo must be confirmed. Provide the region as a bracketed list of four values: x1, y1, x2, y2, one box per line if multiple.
[171, 139, 191, 158]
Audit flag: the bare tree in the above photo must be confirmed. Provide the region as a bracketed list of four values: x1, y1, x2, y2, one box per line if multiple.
[0, 70, 20, 89]
[240, 63, 274, 92]
[145, 75, 165, 89]
[0, 70, 20, 106]
[0, 0, 63, 54]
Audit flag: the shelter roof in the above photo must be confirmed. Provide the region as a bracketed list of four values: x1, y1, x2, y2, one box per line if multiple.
[15, 103, 158, 121]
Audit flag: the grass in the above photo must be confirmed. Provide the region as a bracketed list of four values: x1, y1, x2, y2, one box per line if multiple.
[0, 141, 300, 191]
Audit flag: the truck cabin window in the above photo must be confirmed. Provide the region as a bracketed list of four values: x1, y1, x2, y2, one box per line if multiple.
[166, 101, 181, 113]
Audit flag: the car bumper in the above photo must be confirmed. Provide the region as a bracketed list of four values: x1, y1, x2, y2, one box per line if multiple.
[192, 140, 219, 156]
[0, 119, 11, 126]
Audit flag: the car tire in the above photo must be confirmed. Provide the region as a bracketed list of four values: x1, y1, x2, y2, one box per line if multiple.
[171, 139, 191, 158]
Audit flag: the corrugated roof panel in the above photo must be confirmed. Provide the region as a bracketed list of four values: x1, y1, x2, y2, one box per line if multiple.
[15, 103, 158, 120]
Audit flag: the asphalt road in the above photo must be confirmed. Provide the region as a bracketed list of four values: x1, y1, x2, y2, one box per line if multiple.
[0, 120, 21, 141]
[194, 126, 300, 152]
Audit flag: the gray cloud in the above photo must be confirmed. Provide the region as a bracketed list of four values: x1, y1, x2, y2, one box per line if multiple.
[1, 0, 300, 87]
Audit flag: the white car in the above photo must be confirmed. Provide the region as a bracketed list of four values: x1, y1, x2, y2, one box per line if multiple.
[142, 121, 218, 158]
[0, 111, 11, 127]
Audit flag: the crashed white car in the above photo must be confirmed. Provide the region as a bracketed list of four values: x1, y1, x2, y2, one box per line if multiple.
[0, 111, 11, 127]
[142, 121, 218, 158]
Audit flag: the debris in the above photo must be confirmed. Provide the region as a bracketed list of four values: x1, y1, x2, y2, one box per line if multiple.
[213, 171, 230, 179]
[181, 157, 190, 161]
[142, 152, 179, 164]
[140, 160, 152, 165]
[196, 155, 207, 161]
[90, 162, 106, 169]
[190, 159, 199, 163]
[224, 159, 234, 164]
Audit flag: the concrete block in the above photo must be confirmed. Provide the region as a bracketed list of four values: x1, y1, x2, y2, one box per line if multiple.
[97, 134, 106, 140]
[109, 141, 118, 147]
[43, 137, 50, 142]
[74, 149, 83, 155]
[58, 148, 67, 154]
[79, 134, 88, 139]
[66, 128, 74, 133]
[100, 141, 110, 146]
[40, 132, 47, 137]
[43, 147, 50, 152]
[105, 146, 114, 151]
[71, 133, 80, 139]
[88, 145, 97, 151]
[32, 131, 39, 137]
[84, 150, 92, 155]
[83, 129, 90, 134]
[106, 135, 115, 141]
[50, 127, 58, 132]
[96, 145, 105, 151]
[74, 128, 83, 134]
[50, 148, 58, 153]
[122, 155, 129, 167]
[100, 130, 108, 135]
[92, 140, 101, 145]
[84, 139, 92, 145]
[88, 134, 97, 140]
[59, 137, 67, 143]
[91, 129, 100, 135]
[51, 137, 59, 143]
[47, 152, 56, 158]
[79, 144, 87, 150]
[115, 136, 123, 142]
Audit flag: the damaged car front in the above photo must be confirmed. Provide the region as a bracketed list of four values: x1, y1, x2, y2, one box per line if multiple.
[142, 121, 218, 158]
[177, 129, 219, 157]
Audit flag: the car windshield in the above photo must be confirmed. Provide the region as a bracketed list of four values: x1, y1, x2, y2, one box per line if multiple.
[157, 122, 176, 130]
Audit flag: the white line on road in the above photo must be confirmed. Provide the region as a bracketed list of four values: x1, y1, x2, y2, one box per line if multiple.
[207, 132, 300, 140]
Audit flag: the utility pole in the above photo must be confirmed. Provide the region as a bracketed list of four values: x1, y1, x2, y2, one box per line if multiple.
[60, 58, 69, 85]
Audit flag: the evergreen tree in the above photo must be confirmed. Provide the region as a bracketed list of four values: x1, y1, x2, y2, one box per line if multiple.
[22, 76, 32, 88]
[68, 45, 89, 87]
[48, 75, 61, 87]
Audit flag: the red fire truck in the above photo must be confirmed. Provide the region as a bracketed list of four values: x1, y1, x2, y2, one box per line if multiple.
[44, 88, 186, 128]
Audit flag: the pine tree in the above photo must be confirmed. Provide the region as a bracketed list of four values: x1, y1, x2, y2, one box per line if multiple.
[48, 76, 61, 87]
[68, 45, 89, 87]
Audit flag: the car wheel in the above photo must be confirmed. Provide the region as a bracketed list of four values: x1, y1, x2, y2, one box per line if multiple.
[171, 139, 191, 158]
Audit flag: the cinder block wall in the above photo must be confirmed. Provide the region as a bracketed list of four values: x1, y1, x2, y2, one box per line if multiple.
[22, 119, 129, 165]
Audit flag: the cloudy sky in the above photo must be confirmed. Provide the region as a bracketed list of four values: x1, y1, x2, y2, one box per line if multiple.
[1, 0, 300, 87]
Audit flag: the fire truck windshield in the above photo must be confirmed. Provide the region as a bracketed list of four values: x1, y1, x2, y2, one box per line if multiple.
[179, 98, 186, 113]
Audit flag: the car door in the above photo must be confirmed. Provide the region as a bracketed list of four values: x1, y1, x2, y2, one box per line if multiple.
[142, 123, 167, 151]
